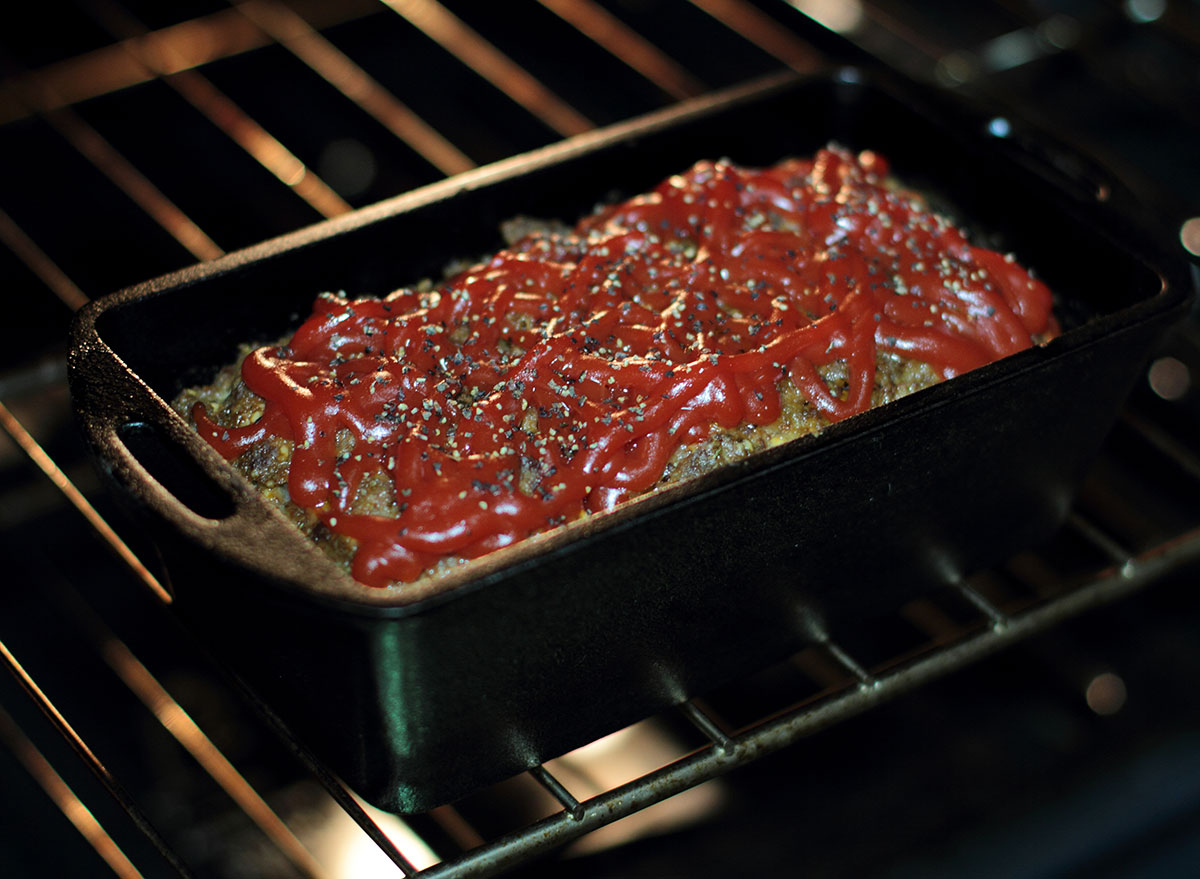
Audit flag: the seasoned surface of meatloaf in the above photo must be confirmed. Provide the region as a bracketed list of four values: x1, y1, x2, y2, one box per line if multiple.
[175, 147, 1057, 587]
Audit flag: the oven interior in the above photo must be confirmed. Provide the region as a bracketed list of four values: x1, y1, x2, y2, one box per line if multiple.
[2, 2, 1199, 877]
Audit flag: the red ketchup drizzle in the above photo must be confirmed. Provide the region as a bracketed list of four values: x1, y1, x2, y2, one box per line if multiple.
[193, 148, 1057, 586]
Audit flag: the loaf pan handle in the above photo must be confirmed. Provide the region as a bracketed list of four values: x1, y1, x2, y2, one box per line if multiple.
[69, 319, 246, 527]
[111, 419, 238, 522]
[69, 307, 361, 604]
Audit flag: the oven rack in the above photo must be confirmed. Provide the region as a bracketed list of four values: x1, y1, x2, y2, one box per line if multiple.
[4, 391, 1199, 879]
[1, 2, 1197, 876]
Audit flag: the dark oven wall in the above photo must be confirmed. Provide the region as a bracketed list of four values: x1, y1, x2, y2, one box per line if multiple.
[1, 2, 1199, 878]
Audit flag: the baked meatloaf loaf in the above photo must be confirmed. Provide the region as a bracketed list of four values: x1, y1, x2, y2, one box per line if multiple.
[174, 146, 1058, 587]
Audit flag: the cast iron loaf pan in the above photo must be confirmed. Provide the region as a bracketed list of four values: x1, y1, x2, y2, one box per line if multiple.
[69, 70, 1191, 812]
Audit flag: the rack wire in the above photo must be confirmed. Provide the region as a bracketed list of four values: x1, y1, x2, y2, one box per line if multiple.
[1, 1, 1197, 876]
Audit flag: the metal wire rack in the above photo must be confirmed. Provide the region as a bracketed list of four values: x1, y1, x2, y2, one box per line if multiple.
[1, 2, 1197, 876]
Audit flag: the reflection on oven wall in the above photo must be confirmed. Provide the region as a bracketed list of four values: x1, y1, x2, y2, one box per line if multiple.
[1, 1, 1198, 877]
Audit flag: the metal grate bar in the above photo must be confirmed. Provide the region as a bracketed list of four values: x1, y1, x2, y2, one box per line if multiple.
[235, 0, 476, 177]
[0, 1, 381, 126]
[97, 634, 332, 879]
[1066, 511, 1135, 569]
[0, 8, 1193, 876]
[163, 68, 353, 218]
[378, 0, 594, 137]
[536, 0, 706, 100]
[311, 786, 418, 876]
[1120, 410, 1200, 484]
[421, 525, 1200, 878]
[82, 0, 352, 220]
[0, 402, 172, 604]
[0, 704, 143, 879]
[219, 669, 421, 876]
[0, 639, 112, 801]
[680, 701, 732, 752]
[0, 638, 194, 877]
[0, 207, 90, 310]
[529, 765, 584, 820]
[955, 580, 1011, 630]
[818, 637, 875, 686]
[291, 763, 420, 876]
[791, 644, 858, 691]
[4, 75, 224, 262]
[689, 0, 823, 73]
[46, 574, 350, 877]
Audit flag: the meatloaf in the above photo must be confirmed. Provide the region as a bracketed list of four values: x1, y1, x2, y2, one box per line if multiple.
[174, 146, 1058, 587]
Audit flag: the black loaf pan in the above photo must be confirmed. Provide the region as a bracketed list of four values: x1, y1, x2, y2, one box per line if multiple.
[69, 71, 1192, 812]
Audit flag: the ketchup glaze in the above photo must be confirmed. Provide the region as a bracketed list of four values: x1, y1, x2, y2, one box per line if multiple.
[193, 147, 1057, 586]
